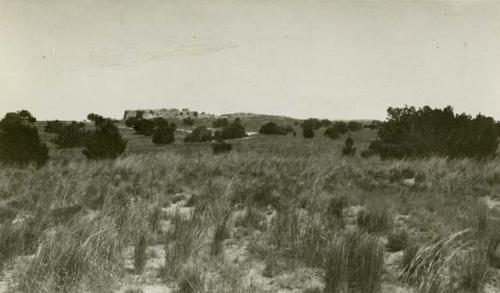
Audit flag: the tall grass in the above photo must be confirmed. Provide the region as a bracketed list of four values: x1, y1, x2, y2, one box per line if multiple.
[15, 214, 123, 293]
[323, 231, 384, 293]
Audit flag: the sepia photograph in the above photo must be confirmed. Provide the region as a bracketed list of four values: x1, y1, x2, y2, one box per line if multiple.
[1, 0, 500, 292]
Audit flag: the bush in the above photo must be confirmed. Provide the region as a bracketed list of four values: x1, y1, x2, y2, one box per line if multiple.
[53, 122, 89, 148]
[0, 110, 49, 166]
[258, 122, 293, 135]
[324, 127, 339, 139]
[342, 136, 356, 156]
[212, 118, 229, 128]
[370, 106, 499, 159]
[216, 119, 246, 140]
[301, 118, 322, 130]
[124, 117, 138, 128]
[320, 119, 332, 127]
[184, 126, 213, 143]
[212, 141, 232, 154]
[347, 121, 362, 131]
[324, 231, 384, 293]
[331, 121, 348, 135]
[44, 120, 64, 133]
[182, 117, 194, 126]
[133, 119, 155, 136]
[302, 127, 314, 139]
[82, 114, 127, 160]
[152, 119, 176, 145]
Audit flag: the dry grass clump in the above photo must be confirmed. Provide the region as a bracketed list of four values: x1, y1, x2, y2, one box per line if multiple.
[15, 214, 123, 293]
[323, 231, 384, 293]
[357, 196, 393, 233]
[402, 229, 488, 293]
[269, 207, 327, 267]
[163, 212, 205, 280]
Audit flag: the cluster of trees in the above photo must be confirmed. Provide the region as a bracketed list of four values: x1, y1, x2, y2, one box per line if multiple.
[258, 122, 294, 136]
[214, 118, 246, 140]
[369, 106, 499, 159]
[0, 111, 129, 165]
[126, 117, 177, 145]
[184, 126, 213, 143]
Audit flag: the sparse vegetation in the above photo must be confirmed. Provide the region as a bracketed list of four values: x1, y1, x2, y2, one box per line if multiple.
[1, 106, 500, 293]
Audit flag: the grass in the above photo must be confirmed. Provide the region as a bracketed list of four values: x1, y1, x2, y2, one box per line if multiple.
[0, 126, 499, 292]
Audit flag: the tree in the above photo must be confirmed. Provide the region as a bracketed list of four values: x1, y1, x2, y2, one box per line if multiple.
[303, 127, 315, 139]
[218, 119, 246, 139]
[53, 122, 89, 148]
[83, 115, 127, 159]
[259, 122, 293, 135]
[133, 119, 155, 136]
[320, 119, 332, 127]
[0, 110, 48, 166]
[184, 126, 213, 143]
[324, 127, 340, 139]
[331, 121, 348, 135]
[182, 117, 194, 126]
[152, 119, 176, 145]
[212, 118, 230, 128]
[347, 121, 362, 131]
[124, 117, 138, 128]
[342, 135, 356, 156]
[44, 120, 64, 133]
[301, 118, 322, 130]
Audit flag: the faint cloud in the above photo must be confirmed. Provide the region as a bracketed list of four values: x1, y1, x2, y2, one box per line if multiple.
[89, 42, 237, 67]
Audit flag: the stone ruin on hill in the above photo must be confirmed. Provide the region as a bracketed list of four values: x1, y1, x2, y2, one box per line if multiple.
[123, 108, 215, 120]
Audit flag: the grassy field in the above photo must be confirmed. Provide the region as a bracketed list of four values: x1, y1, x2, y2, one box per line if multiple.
[1, 122, 500, 293]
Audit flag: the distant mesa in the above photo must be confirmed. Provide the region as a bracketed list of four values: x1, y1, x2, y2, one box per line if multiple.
[123, 108, 215, 120]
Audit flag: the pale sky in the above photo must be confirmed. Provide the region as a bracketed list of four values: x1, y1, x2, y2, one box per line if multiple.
[1, 0, 500, 121]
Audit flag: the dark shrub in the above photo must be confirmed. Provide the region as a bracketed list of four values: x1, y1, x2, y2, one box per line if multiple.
[212, 141, 232, 154]
[133, 119, 155, 136]
[342, 136, 356, 156]
[212, 118, 229, 128]
[53, 122, 89, 148]
[44, 120, 64, 133]
[331, 121, 348, 134]
[182, 117, 194, 126]
[184, 126, 213, 143]
[217, 119, 246, 139]
[324, 127, 339, 139]
[0, 110, 49, 166]
[124, 117, 138, 128]
[370, 106, 499, 159]
[301, 118, 322, 130]
[386, 230, 408, 252]
[347, 121, 362, 131]
[83, 114, 127, 160]
[303, 127, 315, 139]
[320, 119, 332, 127]
[259, 122, 292, 135]
[152, 119, 176, 145]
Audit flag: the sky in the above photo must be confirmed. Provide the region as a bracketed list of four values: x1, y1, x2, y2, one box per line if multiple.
[1, 0, 500, 121]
